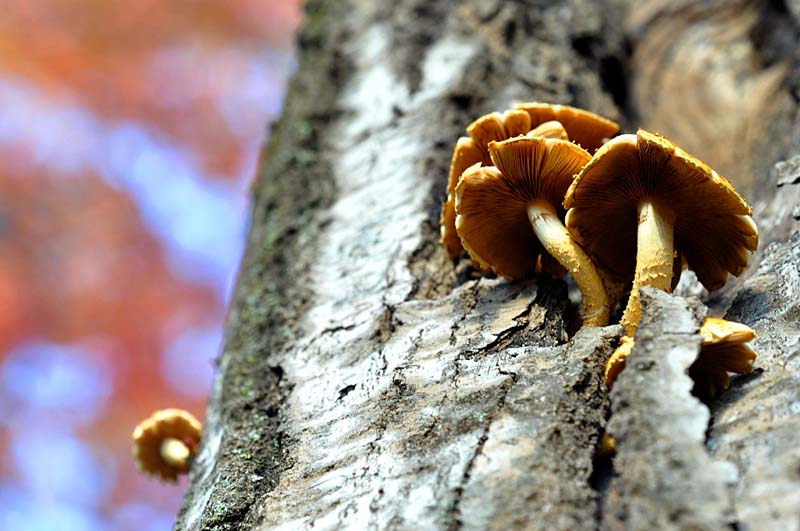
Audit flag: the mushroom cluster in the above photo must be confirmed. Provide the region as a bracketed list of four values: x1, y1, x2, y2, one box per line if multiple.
[441, 102, 759, 397]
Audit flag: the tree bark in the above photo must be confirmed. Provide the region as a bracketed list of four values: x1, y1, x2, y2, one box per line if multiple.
[175, 1, 800, 530]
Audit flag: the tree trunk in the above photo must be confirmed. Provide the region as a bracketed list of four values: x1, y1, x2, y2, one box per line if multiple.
[174, 1, 800, 529]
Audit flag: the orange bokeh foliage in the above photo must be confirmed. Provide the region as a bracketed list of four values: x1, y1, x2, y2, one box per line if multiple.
[0, 0, 304, 523]
[0, 153, 218, 364]
[0, 0, 302, 178]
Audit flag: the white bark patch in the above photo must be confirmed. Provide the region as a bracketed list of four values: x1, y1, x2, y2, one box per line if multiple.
[255, 22, 582, 529]
[338, 25, 410, 142]
[261, 278, 539, 529]
[417, 34, 479, 101]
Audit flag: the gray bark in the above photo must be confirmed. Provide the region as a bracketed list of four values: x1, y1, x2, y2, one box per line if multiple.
[603, 289, 737, 531]
[174, 1, 800, 530]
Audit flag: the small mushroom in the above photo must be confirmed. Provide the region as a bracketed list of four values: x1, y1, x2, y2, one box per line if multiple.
[514, 102, 620, 152]
[690, 317, 757, 398]
[597, 432, 617, 458]
[455, 135, 610, 326]
[440, 111, 569, 259]
[605, 318, 757, 399]
[564, 129, 758, 335]
[132, 408, 202, 482]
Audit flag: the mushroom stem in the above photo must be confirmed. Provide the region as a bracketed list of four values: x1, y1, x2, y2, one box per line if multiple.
[527, 200, 610, 326]
[621, 199, 676, 335]
[160, 437, 191, 470]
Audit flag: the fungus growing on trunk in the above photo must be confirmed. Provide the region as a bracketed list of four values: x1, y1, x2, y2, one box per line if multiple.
[455, 136, 610, 326]
[440, 104, 619, 260]
[441, 112, 566, 259]
[564, 129, 758, 335]
[605, 318, 757, 400]
[132, 408, 202, 482]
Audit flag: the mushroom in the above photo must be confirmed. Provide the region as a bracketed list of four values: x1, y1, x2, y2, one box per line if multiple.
[441, 104, 619, 260]
[514, 102, 620, 152]
[690, 317, 757, 398]
[564, 129, 758, 335]
[605, 318, 757, 399]
[525, 120, 569, 141]
[132, 408, 202, 482]
[597, 432, 617, 458]
[455, 135, 610, 326]
[441, 111, 566, 259]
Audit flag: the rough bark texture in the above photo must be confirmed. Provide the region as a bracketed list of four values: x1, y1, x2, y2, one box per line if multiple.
[603, 289, 738, 531]
[174, 1, 800, 530]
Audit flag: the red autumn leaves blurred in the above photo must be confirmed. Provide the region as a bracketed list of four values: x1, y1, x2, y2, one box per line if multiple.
[0, 0, 302, 527]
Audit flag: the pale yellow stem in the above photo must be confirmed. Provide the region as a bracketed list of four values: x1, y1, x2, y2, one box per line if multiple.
[605, 335, 635, 386]
[527, 200, 610, 326]
[160, 437, 191, 469]
[621, 200, 675, 335]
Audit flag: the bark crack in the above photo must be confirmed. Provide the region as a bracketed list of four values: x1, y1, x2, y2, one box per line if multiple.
[446, 374, 517, 531]
[448, 280, 481, 346]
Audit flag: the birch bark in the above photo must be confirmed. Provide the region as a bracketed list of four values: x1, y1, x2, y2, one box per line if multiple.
[175, 1, 800, 530]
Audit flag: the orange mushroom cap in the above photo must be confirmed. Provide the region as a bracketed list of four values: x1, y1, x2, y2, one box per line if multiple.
[605, 318, 757, 397]
[564, 129, 758, 291]
[132, 408, 202, 482]
[440, 104, 616, 260]
[454, 136, 591, 279]
[514, 102, 619, 152]
[440, 138, 486, 260]
[690, 317, 757, 398]
[525, 120, 569, 141]
[441, 112, 572, 259]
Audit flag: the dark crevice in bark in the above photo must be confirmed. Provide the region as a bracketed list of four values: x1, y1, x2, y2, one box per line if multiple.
[753, 0, 800, 103]
[374, 303, 398, 345]
[587, 347, 622, 530]
[570, 29, 635, 127]
[560, 333, 616, 531]
[337, 384, 357, 400]
[531, 279, 572, 345]
[381, 0, 452, 94]
[588, 448, 615, 530]
[585, 330, 624, 530]
[458, 322, 527, 359]
[597, 52, 632, 122]
[752, 0, 800, 66]
[448, 280, 482, 348]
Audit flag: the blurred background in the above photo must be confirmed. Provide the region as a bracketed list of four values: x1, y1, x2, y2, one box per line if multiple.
[0, 1, 303, 529]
